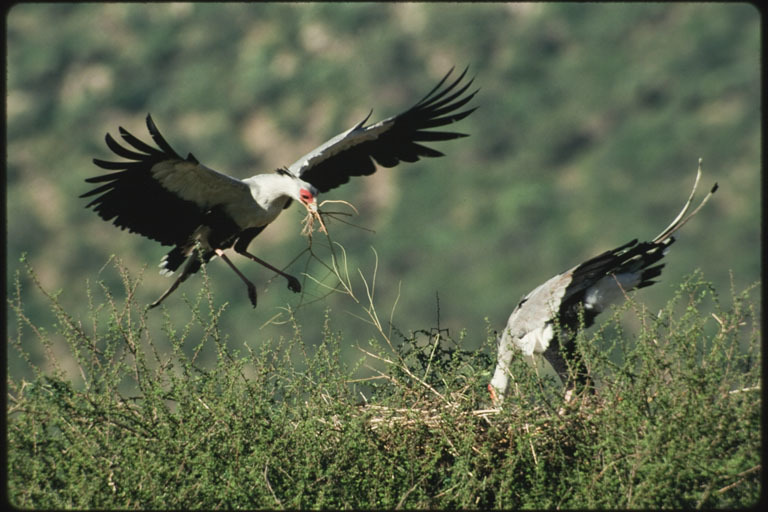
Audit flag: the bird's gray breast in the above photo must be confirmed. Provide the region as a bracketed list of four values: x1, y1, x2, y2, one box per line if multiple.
[224, 194, 287, 230]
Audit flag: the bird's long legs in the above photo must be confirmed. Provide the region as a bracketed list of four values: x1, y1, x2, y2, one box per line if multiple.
[217, 248, 303, 309]
[215, 249, 258, 307]
[149, 247, 300, 310]
[234, 248, 302, 293]
[148, 249, 258, 309]
[149, 277, 184, 309]
[149, 262, 196, 309]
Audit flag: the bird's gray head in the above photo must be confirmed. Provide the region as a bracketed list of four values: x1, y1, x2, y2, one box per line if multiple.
[298, 182, 319, 211]
[247, 170, 318, 212]
[291, 177, 318, 213]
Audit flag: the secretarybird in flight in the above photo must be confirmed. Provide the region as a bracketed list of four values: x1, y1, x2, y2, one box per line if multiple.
[81, 68, 477, 308]
[488, 163, 718, 405]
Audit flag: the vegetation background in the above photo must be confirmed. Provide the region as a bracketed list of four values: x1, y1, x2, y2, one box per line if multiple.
[7, 3, 761, 373]
[5, 3, 761, 508]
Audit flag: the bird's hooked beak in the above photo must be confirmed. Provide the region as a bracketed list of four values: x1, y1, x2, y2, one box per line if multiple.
[300, 187, 327, 236]
[299, 188, 317, 212]
[299, 189, 358, 237]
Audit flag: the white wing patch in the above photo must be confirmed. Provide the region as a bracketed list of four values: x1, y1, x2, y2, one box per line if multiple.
[584, 272, 641, 313]
[515, 323, 554, 356]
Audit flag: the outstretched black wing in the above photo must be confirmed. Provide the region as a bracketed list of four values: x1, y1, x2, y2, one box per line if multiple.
[81, 115, 251, 247]
[287, 67, 478, 193]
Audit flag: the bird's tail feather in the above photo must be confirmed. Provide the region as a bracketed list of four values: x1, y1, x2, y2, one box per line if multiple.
[653, 159, 719, 244]
[159, 244, 214, 276]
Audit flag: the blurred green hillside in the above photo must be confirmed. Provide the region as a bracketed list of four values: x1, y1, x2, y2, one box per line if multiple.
[7, 3, 761, 376]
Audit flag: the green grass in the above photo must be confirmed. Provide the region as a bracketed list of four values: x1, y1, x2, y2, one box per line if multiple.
[7, 258, 761, 509]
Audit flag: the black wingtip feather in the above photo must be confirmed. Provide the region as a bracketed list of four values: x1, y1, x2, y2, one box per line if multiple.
[83, 113, 211, 247]
[119, 125, 162, 155]
[145, 114, 182, 159]
[356, 109, 374, 129]
[92, 158, 130, 171]
[412, 130, 469, 142]
[287, 66, 477, 193]
[415, 66, 457, 106]
[105, 132, 147, 161]
[423, 76, 476, 113]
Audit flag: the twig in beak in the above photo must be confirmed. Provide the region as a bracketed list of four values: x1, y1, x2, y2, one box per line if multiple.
[319, 199, 359, 216]
[301, 199, 359, 237]
[301, 201, 326, 237]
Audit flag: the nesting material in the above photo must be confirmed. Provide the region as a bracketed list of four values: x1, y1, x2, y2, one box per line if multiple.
[301, 199, 359, 237]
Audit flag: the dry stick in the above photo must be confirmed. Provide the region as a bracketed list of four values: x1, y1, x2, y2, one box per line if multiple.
[246, 202, 360, 314]
[513, 380, 539, 466]
[260, 203, 361, 316]
[357, 346, 452, 405]
[300, 200, 484, 409]
[388, 281, 403, 341]
[303, 201, 380, 301]
[352, 252, 445, 400]
[302, 226, 356, 298]
[302, 205, 404, 339]
[423, 330, 442, 384]
[264, 464, 282, 508]
[716, 464, 761, 495]
[396, 474, 429, 510]
[728, 385, 760, 395]
[301, 199, 360, 237]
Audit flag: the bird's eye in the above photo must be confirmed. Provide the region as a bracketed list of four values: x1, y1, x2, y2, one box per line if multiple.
[300, 189, 313, 202]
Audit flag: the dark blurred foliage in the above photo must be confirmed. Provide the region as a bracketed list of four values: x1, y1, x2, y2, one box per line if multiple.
[7, 3, 760, 375]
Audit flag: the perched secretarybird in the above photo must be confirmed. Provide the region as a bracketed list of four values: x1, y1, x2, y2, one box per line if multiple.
[489, 163, 718, 405]
[81, 68, 477, 308]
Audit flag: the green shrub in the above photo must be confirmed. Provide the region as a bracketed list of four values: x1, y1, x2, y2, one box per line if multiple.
[7, 260, 760, 509]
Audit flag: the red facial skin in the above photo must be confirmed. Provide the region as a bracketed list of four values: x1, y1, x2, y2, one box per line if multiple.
[300, 188, 315, 206]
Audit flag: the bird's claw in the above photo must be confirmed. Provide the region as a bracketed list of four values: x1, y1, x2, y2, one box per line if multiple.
[287, 275, 302, 293]
[247, 284, 258, 308]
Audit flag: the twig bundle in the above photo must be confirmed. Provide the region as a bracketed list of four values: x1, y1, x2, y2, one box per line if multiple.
[301, 199, 360, 237]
